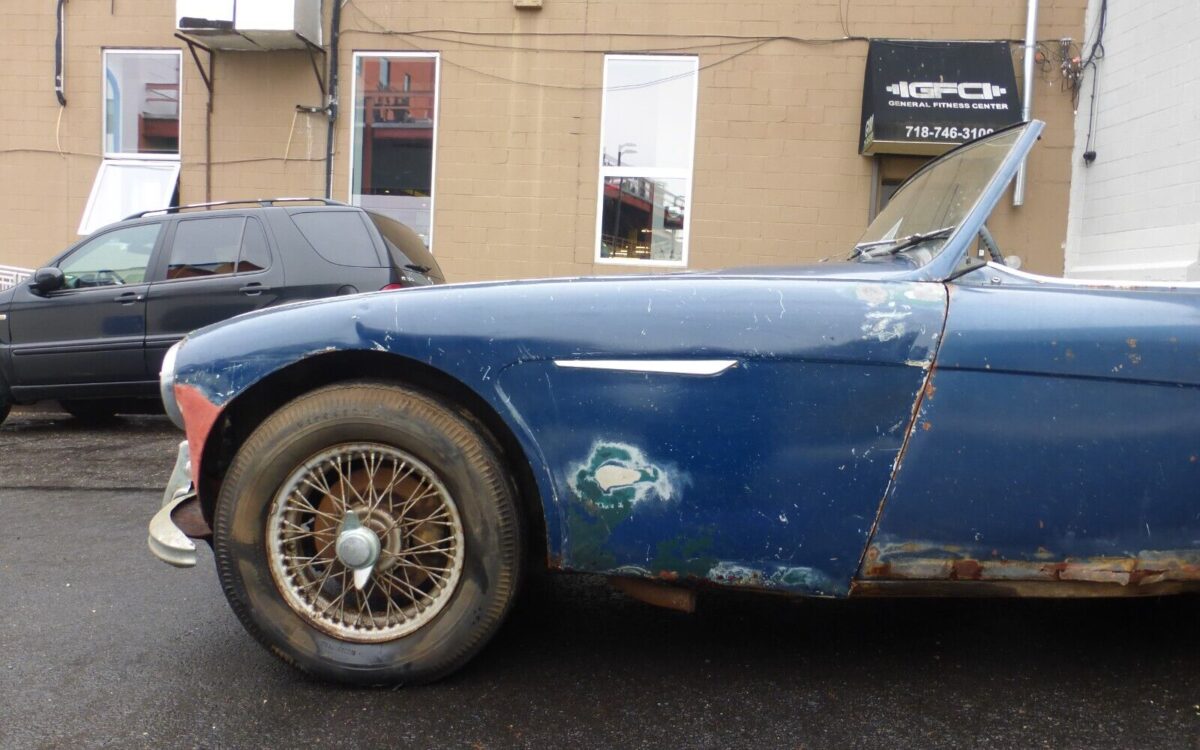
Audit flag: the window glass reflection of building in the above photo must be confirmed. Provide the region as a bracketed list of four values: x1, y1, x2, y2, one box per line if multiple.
[104, 50, 181, 157]
[596, 55, 699, 266]
[351, 53, 440, 250]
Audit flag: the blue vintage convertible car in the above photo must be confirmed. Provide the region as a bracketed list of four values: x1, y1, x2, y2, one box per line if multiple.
[149, 121, 1200, 684]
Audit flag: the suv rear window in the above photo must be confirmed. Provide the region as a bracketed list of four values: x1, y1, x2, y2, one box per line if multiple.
[290, 211, 381, 267]
[366, 211, 444, 283]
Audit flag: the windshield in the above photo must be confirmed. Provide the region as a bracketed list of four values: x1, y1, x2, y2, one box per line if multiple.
[853, 127, 1024, 264]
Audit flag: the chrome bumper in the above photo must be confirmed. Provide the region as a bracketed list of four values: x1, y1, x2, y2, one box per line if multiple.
[148, 440, 198, 568]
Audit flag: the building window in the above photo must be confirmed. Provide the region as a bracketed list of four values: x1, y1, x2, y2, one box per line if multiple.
[870, 155, 927, 220]
[80, 49, 182, 235]
[596, 55, 698, 266]
[350, 53, 440, 250]
[103, 50, 181, 158]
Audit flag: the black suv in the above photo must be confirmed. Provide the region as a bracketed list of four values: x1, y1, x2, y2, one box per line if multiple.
[0, 198, 443, 424]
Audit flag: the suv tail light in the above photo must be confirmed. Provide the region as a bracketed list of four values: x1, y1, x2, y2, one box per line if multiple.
[380, 283, 407, 291]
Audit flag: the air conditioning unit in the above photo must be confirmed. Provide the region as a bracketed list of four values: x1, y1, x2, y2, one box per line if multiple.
[177, 0, 322, 51]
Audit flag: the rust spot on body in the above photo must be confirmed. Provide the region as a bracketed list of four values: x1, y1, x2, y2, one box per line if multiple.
[170, 495, 212, 539]
[950, 559, 983, 580]
[609, 577, 695, 613]
[861, 542, 1200, 589]
[176, 384, 223, 488]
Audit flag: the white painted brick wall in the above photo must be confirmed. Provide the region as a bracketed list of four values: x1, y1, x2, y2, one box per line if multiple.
[1065, 0, 1200, 280]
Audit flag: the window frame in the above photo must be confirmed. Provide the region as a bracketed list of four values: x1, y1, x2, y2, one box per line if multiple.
[594, 54, 700, 268]
[346, 51, 442, 253]
[101, 48, 183, 161]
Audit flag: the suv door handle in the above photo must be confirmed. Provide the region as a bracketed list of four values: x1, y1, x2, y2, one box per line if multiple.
[113, 291, 144, 304]
[239, 283, 270, 296]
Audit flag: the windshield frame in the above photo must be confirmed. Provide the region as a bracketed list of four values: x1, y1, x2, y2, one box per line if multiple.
[855, 121, 1044, 282]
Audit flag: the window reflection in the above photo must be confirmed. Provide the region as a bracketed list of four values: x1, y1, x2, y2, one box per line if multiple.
[104, 51, 181, 157]
[600, 58, 697, 171]
[600, 176, 688, 261]
[351, 55, 438, 249]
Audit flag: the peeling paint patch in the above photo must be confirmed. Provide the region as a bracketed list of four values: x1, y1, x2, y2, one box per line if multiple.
[904, 284, 945, 303]
[708, 562, 766, 587]
[856, 284, 890, 306]
[706, 561, 833, 593]
[862, 309, 911, 342]
[568, 441, 677, 509]
[564, 442, 687, 572]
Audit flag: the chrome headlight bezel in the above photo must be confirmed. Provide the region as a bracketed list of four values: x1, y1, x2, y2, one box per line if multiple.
[160, 340, 185, 429]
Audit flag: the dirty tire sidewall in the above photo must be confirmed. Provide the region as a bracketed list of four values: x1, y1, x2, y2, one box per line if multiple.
[0, 375, 10, 426]
[60, 399, 119, 422]
[213, 383, 522, 686]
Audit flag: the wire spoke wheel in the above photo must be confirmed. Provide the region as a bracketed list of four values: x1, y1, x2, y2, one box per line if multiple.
[266, 442, 466, 642]
[215, 383, 521, 684]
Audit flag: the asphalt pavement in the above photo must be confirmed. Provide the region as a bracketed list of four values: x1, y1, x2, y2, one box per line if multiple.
[3, 405, 1200, 749]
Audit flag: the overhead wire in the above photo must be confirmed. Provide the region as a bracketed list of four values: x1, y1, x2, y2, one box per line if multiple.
[0, 147, 323, 166]
[340, 0, 867, 90]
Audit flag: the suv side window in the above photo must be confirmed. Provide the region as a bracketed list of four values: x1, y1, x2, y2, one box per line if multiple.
[59, 223, 161, 289]
[167, 216, 272, 279]
[291, 211, 380, 267]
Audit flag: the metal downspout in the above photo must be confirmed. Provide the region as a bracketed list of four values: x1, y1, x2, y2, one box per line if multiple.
[1013, 0, 1039, 206]
[324, 0, 343, 199]
[55, 0, 67, 105]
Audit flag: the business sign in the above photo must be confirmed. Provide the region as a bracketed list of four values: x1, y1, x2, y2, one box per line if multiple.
[859, 40, 1021, 156]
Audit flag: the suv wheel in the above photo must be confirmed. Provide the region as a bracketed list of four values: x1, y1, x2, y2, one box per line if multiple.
[60, 399, 119, 422]
[0, 372, 13, 426]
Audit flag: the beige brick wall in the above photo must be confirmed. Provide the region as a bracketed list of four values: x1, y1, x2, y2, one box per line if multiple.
[0, 0, 1086, 280]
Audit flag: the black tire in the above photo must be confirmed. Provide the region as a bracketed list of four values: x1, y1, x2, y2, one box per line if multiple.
[0, 392, 9, 427]
[213, 382, 523, 686]
[60, 399, 119, 422]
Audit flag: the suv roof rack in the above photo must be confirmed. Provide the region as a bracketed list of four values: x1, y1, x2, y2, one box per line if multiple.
[124, 197, 348, 221]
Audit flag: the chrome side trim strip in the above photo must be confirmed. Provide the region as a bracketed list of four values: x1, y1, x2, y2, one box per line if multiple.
[553, 359, 737, 376]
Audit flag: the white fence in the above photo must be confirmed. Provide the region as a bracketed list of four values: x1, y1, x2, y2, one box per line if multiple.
[0, 265, 32, 290]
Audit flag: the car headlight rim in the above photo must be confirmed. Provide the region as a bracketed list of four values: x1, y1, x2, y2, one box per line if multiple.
[160, 340, 185, 429]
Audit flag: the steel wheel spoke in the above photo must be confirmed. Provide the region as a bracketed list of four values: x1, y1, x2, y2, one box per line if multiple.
[288, 490, 340, 521]
[398, 536, 457, 555]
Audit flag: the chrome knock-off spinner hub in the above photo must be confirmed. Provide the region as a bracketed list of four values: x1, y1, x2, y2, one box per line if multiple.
[335, 511, 382, 590]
